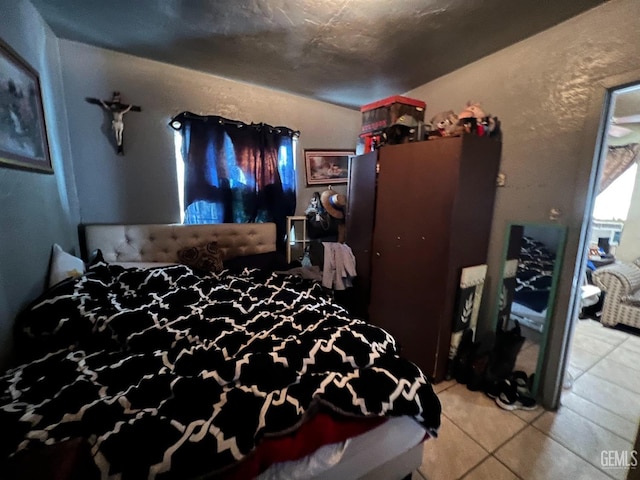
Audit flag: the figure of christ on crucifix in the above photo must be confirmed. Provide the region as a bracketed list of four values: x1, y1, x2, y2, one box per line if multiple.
[85, 92, 141, 155]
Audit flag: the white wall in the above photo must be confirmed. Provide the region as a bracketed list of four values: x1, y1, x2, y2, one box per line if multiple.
[405, 0, 640, 405]
[58, 40, 360, 225]
[0, 0, 78, 370]
[615, 162, 640, 262]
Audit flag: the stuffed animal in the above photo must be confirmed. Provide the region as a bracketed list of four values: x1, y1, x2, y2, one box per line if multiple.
[430, 110, 460, 137]
[457, 102, 483, 134]
[458, 102, 486, 119]
[458, 101, 501, 139]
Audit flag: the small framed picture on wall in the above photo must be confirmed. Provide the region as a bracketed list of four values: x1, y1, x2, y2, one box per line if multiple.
[304, 150, 354, 186]
[0, 38, 52, 173]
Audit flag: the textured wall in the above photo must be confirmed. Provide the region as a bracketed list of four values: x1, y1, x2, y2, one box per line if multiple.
[405, 0, 640, 406]
[58, 40, 360, 225]
[0, 0, 78, 370]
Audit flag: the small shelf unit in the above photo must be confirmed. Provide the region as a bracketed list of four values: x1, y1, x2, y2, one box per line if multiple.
[286, 215, 310, 264]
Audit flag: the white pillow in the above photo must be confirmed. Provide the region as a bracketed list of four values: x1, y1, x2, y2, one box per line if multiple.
[49, 244, 85, 287]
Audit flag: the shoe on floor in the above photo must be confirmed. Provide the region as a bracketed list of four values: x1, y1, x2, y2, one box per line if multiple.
[485, 379, 509, 399]
[495, 380, 537, 411]
[510, 370, 534, 396]
[484, 380, 501, 399]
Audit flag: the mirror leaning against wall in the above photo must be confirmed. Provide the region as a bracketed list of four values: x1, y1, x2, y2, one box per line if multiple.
[493, 223, 567, 396]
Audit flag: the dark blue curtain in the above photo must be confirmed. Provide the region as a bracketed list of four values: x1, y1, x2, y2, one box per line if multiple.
[171, 112, 297, 251]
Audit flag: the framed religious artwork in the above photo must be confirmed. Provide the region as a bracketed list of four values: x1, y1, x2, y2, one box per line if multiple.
[0, 38, 52, 173]
[304, 149, 354, 186]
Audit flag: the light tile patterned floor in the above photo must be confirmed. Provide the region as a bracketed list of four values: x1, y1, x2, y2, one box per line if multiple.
[415, 319, 640, 480]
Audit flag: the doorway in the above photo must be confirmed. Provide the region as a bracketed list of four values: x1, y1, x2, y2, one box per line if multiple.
[562, 83, 640, 442]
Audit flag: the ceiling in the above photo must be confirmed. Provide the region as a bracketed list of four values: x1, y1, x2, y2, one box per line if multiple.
[31, 0, 605, 109]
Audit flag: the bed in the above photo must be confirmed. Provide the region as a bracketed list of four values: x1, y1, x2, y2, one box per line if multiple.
[510, 235, 556, 333]
[1, 223, 441, 480]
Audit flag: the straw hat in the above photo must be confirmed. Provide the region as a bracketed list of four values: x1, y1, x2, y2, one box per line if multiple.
[320, 188, 347, 219]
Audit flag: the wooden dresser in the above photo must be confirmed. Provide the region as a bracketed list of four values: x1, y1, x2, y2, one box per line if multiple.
[346, 135, 502, 382]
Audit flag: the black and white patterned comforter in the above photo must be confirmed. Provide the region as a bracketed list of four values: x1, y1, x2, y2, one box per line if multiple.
[0, 263, 441, 479]
[514, 236, 556, 312]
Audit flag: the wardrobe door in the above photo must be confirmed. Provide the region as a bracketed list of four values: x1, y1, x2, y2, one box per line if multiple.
[448, 135, 502, 268]
[345, 151, 378, 318]
[369, 140, 461, 380]
[434, 135, 502, 380]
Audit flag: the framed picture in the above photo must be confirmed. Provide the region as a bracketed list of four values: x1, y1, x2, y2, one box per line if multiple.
[0, 39, 52, 173]
[304, 150, 354, 185]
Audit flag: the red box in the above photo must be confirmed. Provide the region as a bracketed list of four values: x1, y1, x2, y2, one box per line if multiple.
[360, 95, 426, 134]
[357, 132, 384, 154]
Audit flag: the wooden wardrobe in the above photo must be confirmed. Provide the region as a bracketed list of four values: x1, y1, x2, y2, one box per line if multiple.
[346, 135, 502, 382]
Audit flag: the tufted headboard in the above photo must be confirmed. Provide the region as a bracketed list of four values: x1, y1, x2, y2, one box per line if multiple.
[83, 223, 277, 265]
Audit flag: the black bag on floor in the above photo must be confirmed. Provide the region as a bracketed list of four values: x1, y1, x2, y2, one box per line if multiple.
[451, 329, 474, 384]
[451, 329, 494, 390]
[466, 331, 495, 391]
[485, 320, 525, 383]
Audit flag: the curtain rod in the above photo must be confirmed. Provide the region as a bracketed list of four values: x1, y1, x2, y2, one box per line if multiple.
[169, 111, 300, 138]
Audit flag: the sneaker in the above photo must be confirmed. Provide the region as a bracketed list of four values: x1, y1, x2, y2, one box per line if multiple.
[510, 370, 533, 396]
[495, 380, 537, 411]
[484, 379, 506, 399]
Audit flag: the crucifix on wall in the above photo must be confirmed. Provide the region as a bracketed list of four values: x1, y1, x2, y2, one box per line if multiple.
[85, 92, 141, 155]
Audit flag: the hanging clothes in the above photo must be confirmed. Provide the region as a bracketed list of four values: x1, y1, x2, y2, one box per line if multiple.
[322, 242, 357, 290]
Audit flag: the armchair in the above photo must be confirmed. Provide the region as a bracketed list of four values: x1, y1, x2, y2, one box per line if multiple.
[592, 261, 640, 329]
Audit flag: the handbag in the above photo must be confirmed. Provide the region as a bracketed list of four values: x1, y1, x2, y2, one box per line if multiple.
[305, 193, 339, 240]
[306, 211, 338, 239]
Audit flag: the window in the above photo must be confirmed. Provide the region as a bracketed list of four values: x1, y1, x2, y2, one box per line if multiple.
[171, 113, 298, 251]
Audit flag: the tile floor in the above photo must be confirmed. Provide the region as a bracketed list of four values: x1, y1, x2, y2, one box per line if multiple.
[415, 319, 640, 480]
